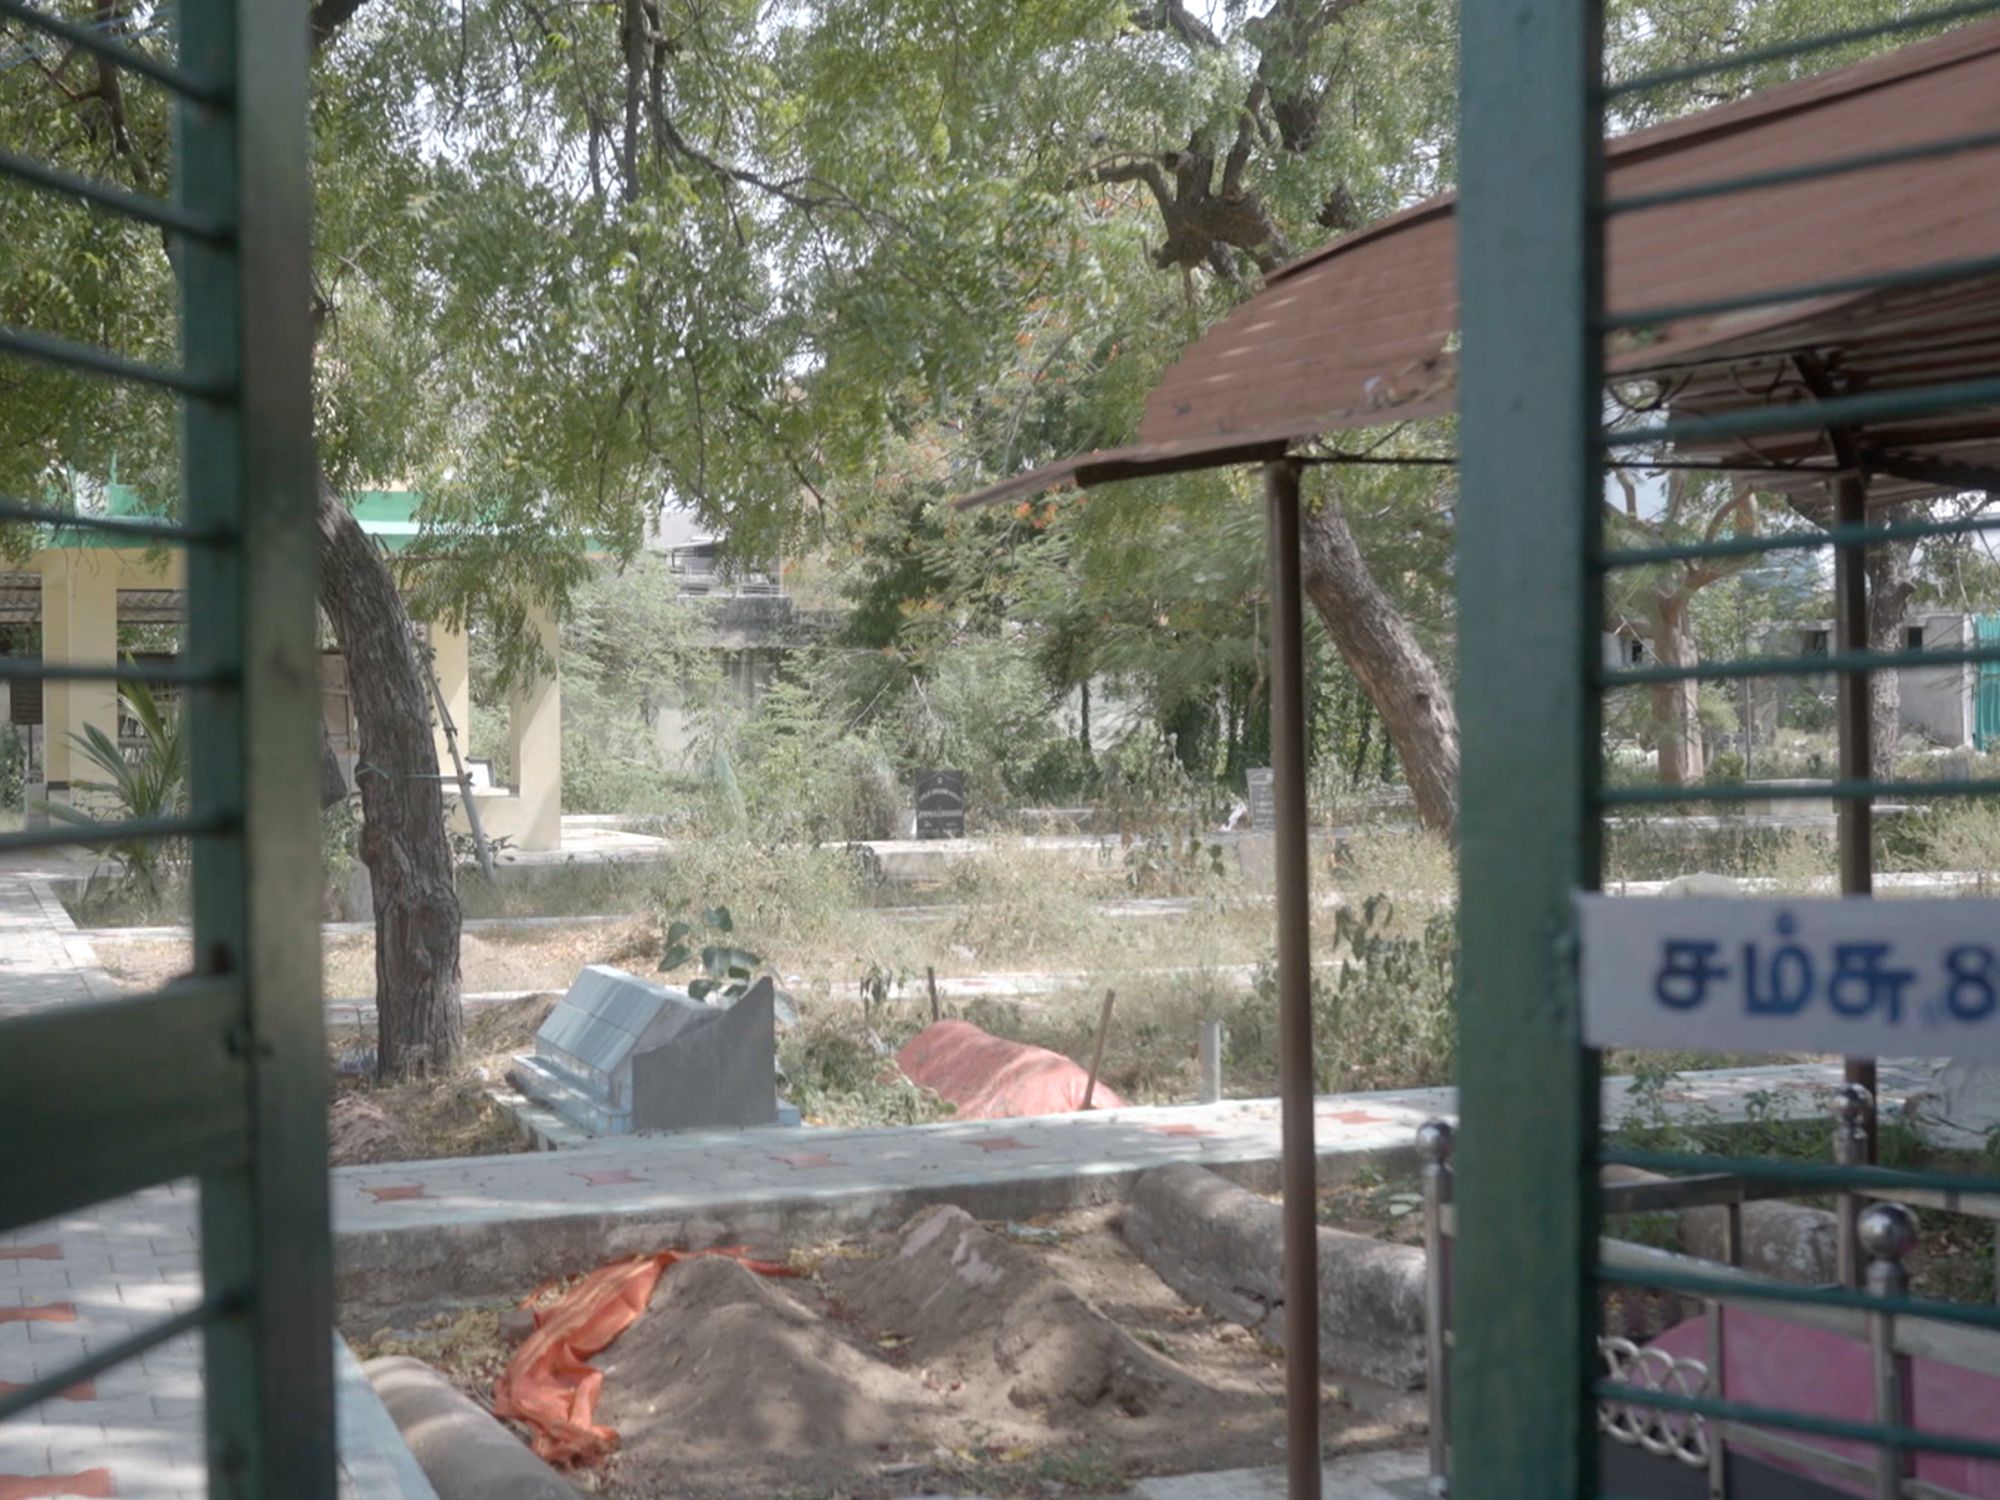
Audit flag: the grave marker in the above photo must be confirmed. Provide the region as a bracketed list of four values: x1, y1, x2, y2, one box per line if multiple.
[511, 965, 777, 1134]
[1246, 766, 1277, 829]
[915, 769, 966, 839]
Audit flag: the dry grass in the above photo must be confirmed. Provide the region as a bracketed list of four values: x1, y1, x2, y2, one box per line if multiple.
[344, 1304, 513, 1393]
[328, 994, 556, 1164]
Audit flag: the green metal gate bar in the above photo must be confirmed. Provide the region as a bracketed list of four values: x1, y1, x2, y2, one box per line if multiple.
[1454, 0, 1607, 1489]
[1604, 511, 2000, 568]
[0, 0, 332, 1495]
[1454, 1, 2000, 1497]
[1978, 615, 2000, 750]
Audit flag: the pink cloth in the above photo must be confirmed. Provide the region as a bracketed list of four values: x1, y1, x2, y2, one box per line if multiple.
[896, 1020, 1128, 1119]
[1649, 1306, 2000, 1497]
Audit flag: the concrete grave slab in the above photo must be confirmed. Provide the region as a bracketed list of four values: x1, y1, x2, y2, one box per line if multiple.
[1123, 1162, 1428, 1389]
[511, 965, 776, 1135]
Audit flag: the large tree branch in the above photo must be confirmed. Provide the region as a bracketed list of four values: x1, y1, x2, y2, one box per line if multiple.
[1684, 490, 1757, 591]
[620, 0, 644, 200]
[1087, 156, 1176, 215]
[648, 106, 907, 232]
[309, 0, 372, 54]
[1131, 1, 1223, 48]
[1221, 84, 1263, 197]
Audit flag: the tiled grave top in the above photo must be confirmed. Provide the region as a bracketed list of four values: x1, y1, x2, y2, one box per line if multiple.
[533, 965, 707, 1100]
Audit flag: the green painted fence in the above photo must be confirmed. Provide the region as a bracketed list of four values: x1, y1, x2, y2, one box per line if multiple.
[1454, 2, 2000, 1498]
[0, 2, 331, 1495]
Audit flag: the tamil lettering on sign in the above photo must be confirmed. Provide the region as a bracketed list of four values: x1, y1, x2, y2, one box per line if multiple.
[1576, 894, 2000, 1061]
[914, 770, 966, 840]
[1245, 767, 1276, 830]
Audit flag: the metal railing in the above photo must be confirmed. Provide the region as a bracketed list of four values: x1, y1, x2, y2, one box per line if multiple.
[1454, 2, 2000, 1495]
[1420, 1100, 2000, 1500]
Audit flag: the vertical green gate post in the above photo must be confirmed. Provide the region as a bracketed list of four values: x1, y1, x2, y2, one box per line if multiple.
[1453, 0, 1605, 1493]
[0, 1, 329, 1495]
[1977, 614, 2000, 750]
[179, 0, 334, 1493]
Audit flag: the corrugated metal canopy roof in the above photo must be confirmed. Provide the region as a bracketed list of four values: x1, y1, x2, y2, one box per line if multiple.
[960, 16, 2000, 507]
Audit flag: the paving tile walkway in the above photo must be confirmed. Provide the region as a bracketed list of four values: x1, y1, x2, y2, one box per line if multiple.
[0, 875, 433, 1499]
[0, 874, 118, 1019]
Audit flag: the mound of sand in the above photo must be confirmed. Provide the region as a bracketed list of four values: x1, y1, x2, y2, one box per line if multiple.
[828, 1205, 1184, 1417]
[328, 1093, 419, 1167]
[592, 1206, 1280, 1498]
[596, 1255, 906, 1461]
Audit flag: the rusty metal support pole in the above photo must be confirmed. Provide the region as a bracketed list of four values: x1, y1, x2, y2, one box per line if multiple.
[1265, 457, 1323, 1500]
[1833, 467, 1878, 1160]
[1835, 1082, 1873, 1290]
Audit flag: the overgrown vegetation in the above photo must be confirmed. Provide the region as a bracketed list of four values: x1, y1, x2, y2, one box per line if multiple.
[1612, 1070, 1998, 1304]
[0, 724, 23, 820]
[53, 678, 187, 901]
[1916, 798, 2000, 892]
[779, 1007, 957, 1128]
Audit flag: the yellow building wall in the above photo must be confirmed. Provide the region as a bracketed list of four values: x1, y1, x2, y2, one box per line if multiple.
[30, 544, 564, 852]
[38, 551, 120, 790]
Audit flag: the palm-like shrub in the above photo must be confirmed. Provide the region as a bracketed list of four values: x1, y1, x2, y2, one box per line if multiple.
[51, 673, 188, 895]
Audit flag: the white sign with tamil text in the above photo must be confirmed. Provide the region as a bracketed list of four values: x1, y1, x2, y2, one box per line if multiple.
[1576, 894, 2000, 1061]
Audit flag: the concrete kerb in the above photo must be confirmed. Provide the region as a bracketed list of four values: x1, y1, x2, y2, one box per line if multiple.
[337, 1337, 444, 1500]
[329, 1062, 1924, 1323]
[331, 1141, 1418, 1321]
[364, 1356, 577, 1499]
[24, 878, 120, 1001]
[1133, 1448, 1428, 1499]
[1124, 1162, 1427, 1389]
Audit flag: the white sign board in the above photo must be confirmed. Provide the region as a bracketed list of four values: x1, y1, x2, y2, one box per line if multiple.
[1576, 894, 2000, 1061]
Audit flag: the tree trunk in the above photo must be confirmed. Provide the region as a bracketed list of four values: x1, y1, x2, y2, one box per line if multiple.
[1297, 493, 1459, 837]
[1866, 518, 1917, 782]
[1648, 592, 1704, 786]
[315, 469, 464, 1077]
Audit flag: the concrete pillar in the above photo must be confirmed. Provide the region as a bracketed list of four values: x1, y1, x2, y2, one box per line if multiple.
[425, 618, 471, 778]
[507, 600, 561, 851]
[39, 549, 119, 795]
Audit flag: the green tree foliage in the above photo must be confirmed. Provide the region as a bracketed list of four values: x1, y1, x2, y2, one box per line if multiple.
[5, 0, 1963, 833]
[555, 555, 715, 813]
[0, 8, 178, 524]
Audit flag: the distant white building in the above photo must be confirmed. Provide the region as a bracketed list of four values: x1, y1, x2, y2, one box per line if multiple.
[638, 504, 823, 759]
[1606, 609, 2000, 752]
[1789, 609, 1999, 750]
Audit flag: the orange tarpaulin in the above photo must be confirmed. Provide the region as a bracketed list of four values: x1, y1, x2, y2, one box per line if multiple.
[896, 1019, 1127, 1119]
[492, 1247, 794, 1466]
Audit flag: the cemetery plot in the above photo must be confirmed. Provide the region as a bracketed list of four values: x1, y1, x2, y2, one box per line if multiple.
[460, 1204, 1421, 1498]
